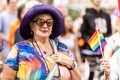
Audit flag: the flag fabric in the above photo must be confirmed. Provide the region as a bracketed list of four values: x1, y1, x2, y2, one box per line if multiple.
[118, 0, 120, 16]
[87, 30, 107, 55]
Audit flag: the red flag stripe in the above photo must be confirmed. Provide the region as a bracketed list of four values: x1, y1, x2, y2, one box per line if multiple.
[118, 0, 120, 16]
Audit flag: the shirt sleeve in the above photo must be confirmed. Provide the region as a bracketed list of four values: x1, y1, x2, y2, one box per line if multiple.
[5, 45, 19, 71]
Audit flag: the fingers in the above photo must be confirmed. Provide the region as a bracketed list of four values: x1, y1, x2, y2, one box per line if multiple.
[101, 64, 110, 70]
[100, 58, 110, 75]
[100, 59, 109, 68]
[101, 64, 110, 76]
[51, 53, 62, 63]
[51, 52, 72, 67]
[101, 61, 108, 65]
[58, 53, 62, 63]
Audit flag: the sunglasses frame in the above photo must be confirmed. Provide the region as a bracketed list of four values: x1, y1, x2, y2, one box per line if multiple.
[33, 19, 54, 27]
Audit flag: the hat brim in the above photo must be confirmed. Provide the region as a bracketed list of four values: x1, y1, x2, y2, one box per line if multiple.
[20, 4, 64, 39]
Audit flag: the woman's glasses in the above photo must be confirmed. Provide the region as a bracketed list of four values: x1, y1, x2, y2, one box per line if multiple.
[33, 19, 54, 27]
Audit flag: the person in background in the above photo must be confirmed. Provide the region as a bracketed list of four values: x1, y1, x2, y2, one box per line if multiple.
[14, 28, 23, 44]
[8, 3, 25, 49]
[0, 0, 6, 13]
[104, 16, 120, 59]
[9, 0, 41, 50]
[100, 47, 120, 80]
[2, 4, 81, 80]
[0, 0, 17, 59]
[55, 4, 68, 17]
[58, 15, 81, 68]
[38, 0, 53, 5]
[73, 9, 85, 35]
[80, 0, 112, 79]
[100, 16, 120, 80]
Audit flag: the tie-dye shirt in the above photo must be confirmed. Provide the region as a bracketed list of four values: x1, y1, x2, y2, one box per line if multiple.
[5, 40, 73, 80]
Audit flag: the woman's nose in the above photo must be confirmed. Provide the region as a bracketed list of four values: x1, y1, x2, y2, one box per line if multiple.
[42, 23, 48, 28]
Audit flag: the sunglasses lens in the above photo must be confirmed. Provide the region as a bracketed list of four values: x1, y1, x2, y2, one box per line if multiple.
[33, 19, 53, 27]
[46, 19, 53, 26]
[36, 19, 45, 26]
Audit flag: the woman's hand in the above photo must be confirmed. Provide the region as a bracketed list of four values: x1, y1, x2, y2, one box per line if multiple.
[100, 58, 111, 76]
[51, 52, 73, 68]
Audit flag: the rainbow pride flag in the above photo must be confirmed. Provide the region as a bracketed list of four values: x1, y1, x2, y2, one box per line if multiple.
[87, 30, 107, 55]
[118, 0, 120, 16]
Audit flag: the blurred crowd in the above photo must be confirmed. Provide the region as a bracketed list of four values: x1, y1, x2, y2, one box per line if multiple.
[0, 0, 119, 80]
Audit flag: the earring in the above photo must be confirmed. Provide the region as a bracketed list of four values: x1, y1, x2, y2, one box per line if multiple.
[31, 31, 34, 35]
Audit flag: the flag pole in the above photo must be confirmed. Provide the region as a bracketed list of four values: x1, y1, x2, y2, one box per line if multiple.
[96, 29, 104, 57]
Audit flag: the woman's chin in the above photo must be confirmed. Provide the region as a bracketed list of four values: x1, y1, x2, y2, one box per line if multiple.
[37, 34, 50, 38]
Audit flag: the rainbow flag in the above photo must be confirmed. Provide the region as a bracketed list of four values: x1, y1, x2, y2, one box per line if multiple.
[87, 30, 107, 55]
[118, 0, 120, 16]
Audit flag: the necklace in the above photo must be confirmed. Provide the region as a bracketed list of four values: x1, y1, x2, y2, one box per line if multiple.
[32, 38, 61, 78]
[32, 38, 50, 73]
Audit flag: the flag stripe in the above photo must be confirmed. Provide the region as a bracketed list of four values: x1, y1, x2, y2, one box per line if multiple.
[88, 34, 98, 45]
[94, 45, 100, 52]
[89, 38, 99, 48]
[101, 42, 107, 47]
[90, 41, 99, 51]
[88, 31, 97, 44]
[118, 0, 120, 16]
[87, 30, 107, 55]
[99, 33, 105, 39]
[96, 49, 101, 55]
[93, 44, 100, 51]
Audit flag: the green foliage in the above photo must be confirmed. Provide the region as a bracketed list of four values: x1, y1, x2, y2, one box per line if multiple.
[68, 8, 80, 20]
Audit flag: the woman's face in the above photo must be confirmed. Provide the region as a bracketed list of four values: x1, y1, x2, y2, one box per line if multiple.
[64, 16, 73, 31]
[30, 14, 53, 38]
[91, 0, 101, 7]
[9, 0, 17, 11]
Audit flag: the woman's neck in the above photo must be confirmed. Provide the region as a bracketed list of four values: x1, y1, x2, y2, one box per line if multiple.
[34, 36, 49, 44]
[32, 37, 53, 55]
[32, 37, 51, 51]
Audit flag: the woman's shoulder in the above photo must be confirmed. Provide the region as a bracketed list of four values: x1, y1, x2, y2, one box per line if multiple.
[109, 32, 119, 39]
[15, 40, 28, 44]
[106, 33, 117, 42]
[112, 46, 120, 58]
[15, 40, 30, 48]
[107, 32, 120, 44]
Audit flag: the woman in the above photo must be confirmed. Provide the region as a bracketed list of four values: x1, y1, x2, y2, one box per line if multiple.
[100, 47, 120, 80]
[8, 3, 25, 49]
[2, 4, 81, 80]
[100, 17, 120, 80]
[104, 16, 120, 59]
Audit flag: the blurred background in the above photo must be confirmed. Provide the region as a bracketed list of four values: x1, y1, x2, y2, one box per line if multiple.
[0, 0, 118, 80]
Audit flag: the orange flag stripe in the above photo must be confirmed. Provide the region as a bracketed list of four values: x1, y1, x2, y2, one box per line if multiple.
[88, 31, 98, 44]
